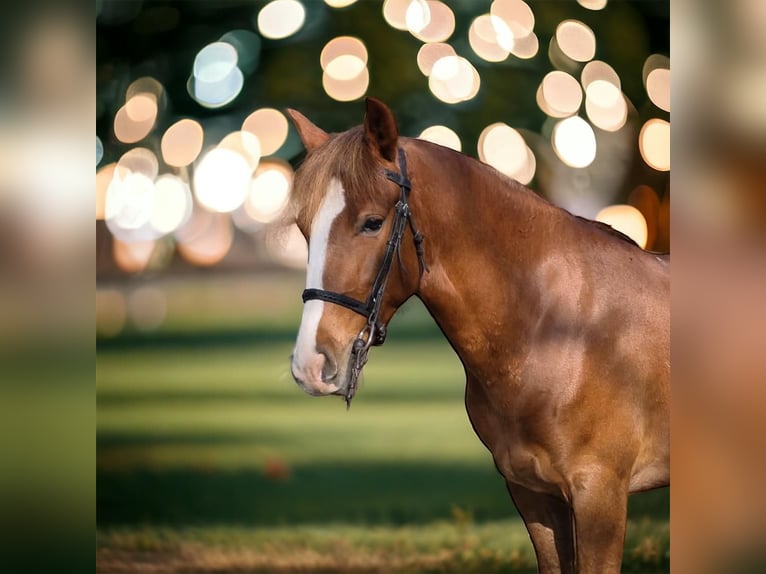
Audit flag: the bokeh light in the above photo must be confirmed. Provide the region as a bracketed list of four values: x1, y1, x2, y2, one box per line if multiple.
[585, 87, 628, 132]
[97, 136, 104, 166]
[326, 54, 366, 80]
[104, 149, 195, 241]
[469, 14, 512, 62]
[113, 104, 155, 143]
[410, 1, 455, 43]
[581, 60, 620, 90]
[406, 0, 431, 34]
[556, 20, 596, 63]
[382, 0, 410, 31]
[646, 68, 670, 112]
[478, 123, 536, 184]
[105, 169, 155, 239]
[325, 0, 358, 7]
[509, 32, 539, 59]
[628, 184, 660, 249]
[257, 0, 306, 40]
[581, 61, 628, 132]
[552, 116, 597, 168]
[595, 204, 648, 248]
[539, 71, 582, 117]
[639, 118, 670, 171]
[96, 163, 116, 220]
[245, 159, 293, 223]
[149, 175, 193, 235]
[176, 211, 234, 266]
[113, 239, 155, 273]
[321, 36, 368, 82]
[189, 42, 244, 108]
[491, 0, 534, 39]
[577, 0, 607, 9]
[416, 42, 456, 75]
[321, 36, 368, 69]
[125, 77, 164, 116]
[219, 29, 261, 74]
[125, 93, 158, 123]
[418, 125, 461, 151]
[242, 108, 289, 156]
[218, 131, 262, 171]
[117, 147, 159, 180]
[161, 119, 204, 167]
[96, 289, 127, 337]
[643, 54, 670, 113]
[265, 224, 308, 269]
[323, 66, 369, 102]
[193, 147, 252, 213]
[428, 55, 480, 103]
[127, 286, 167, 332]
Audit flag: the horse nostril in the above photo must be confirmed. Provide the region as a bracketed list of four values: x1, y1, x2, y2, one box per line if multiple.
[317, 349, 338, 382]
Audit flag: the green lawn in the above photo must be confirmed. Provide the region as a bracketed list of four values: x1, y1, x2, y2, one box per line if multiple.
[96, 281, 668, 572]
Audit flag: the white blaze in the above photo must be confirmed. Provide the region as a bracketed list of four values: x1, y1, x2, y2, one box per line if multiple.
[293, 178, 346, 368]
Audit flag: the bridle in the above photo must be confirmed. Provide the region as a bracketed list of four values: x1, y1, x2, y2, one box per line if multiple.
[301, 147, 428, 407]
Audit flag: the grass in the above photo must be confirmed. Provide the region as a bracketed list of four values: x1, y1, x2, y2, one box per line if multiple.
[97, 277, 669, 572]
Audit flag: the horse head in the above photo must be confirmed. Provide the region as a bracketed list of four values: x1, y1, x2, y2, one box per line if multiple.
[286, 98, 425, 402]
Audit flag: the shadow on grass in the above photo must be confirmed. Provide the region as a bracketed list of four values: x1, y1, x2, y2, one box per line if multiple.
[98, 462, 512, 527]
[97, 461, 668, 528]
[96, 387, 465, 407]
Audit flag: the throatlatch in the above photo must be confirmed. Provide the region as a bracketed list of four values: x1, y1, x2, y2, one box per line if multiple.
[301, 147, 428, 407]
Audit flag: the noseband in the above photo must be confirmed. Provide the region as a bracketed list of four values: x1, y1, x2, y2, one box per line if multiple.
[301, 147, 428, 407]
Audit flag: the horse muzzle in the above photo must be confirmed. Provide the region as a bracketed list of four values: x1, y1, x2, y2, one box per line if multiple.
[290, 349, 342, 396]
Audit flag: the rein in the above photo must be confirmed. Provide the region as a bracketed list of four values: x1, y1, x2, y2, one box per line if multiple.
[301, 147, 428, 407]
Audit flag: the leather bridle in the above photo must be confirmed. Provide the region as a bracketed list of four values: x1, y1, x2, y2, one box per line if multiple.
[301, 147, 428, 407]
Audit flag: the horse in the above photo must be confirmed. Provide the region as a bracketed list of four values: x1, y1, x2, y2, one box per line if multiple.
[285, 97, 669, 574]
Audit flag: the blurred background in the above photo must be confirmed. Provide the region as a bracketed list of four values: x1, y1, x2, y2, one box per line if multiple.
[94, 0, 671, 571]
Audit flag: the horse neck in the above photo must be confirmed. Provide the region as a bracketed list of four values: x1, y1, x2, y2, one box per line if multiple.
[403, 139, 564, 376]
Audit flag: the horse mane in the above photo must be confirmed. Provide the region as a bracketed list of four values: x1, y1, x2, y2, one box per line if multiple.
[285, 126, 382, 229]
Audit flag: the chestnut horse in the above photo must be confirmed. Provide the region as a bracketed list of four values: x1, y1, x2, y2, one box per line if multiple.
[286, 98, 669, 573]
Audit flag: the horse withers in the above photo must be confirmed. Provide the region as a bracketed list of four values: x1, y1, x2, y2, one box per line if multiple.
[285, 97, 669, 574]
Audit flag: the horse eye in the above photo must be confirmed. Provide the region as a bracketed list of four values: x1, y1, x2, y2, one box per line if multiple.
[362, 217, 384, 233]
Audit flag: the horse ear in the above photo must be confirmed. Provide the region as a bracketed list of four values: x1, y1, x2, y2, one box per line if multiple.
[363, 97, 398, 162]
[286, 109, 329, 153]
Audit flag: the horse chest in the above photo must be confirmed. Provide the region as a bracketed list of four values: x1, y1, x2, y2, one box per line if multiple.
[465, 379, 565, 496]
